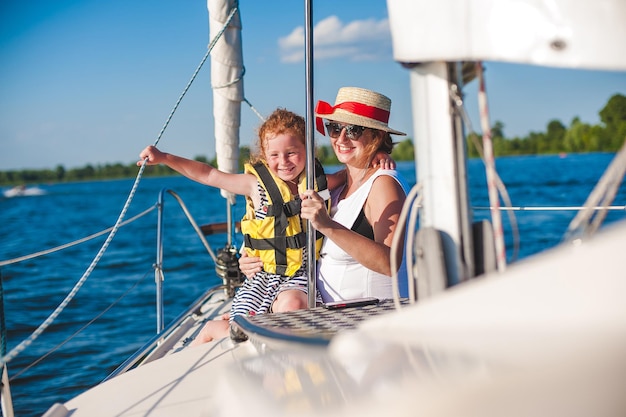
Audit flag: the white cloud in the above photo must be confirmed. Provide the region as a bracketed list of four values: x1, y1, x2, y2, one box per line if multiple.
[279, 15, 391, 63]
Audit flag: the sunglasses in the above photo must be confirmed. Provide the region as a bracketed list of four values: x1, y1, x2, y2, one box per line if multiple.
[325, 122, 368, 140]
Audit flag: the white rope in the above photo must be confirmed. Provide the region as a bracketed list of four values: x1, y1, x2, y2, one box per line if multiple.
[476, 62, 506, 272]
[406, 191, 422, 304]
[391, 182, 423, 311]
[450, 80, 520, 262]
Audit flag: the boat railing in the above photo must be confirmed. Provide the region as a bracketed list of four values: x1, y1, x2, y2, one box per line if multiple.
[103, 188, 243, 379]
[154, 188, 243, 333]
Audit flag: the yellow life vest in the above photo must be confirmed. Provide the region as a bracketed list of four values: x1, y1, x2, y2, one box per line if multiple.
[241, 159, 330, 276]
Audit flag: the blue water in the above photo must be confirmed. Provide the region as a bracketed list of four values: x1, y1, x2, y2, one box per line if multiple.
[1, 153, 625, 416]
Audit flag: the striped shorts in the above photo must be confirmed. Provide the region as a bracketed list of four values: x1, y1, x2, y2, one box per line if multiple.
[229, 271, 308, 320]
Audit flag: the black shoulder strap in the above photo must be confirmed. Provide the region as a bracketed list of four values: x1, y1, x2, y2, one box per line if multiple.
[314, 158, 327, 191]
[253, 162, 288, 275]
[254, 162, 285, 207]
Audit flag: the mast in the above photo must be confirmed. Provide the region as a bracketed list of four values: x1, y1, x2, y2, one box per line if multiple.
[207, 0, 243, 247]
[409, 62, 473, 287]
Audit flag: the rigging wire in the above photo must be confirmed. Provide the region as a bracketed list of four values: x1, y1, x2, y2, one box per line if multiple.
[564, 137, 626, 240]
[9, 270, 151, 382]
[243, 97, 266, 122]
[0, 206, 156, 268]
[450, 77, 521, 263]
[475, 205, 626, 211]
[0, 5, 240, 368]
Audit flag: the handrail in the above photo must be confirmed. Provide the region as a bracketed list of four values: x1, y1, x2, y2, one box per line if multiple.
[159, 189, 219, 262]
[153, 188, 243, 332]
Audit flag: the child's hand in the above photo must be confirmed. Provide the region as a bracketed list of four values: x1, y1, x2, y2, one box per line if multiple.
[372, 151, 396, 170]
[239, 252, 263, 278]
[138, 145, 164, 166]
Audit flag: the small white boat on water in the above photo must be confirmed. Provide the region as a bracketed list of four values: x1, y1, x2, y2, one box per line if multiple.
[1, 1, 625, 416]
[2, 185, 46, 198]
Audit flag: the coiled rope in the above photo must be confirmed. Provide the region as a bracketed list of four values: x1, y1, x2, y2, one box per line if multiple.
[0, 5, 241, 367]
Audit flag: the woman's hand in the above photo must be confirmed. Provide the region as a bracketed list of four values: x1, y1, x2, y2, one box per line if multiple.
[371, 151, 396, 170]
[300, 190, 334, 231]
[239, 251, 263, 278]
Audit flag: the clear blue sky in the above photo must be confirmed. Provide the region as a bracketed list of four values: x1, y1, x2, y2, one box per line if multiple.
[1, 0, 625, 171]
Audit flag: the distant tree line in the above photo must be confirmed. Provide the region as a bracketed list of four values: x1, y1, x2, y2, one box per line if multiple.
[1, 94, 624, 186]
[0, 147, 252, 186]
[466, 93, 626, 157]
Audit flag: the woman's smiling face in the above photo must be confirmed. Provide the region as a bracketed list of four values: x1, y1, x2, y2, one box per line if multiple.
[329, 122, 379, 167]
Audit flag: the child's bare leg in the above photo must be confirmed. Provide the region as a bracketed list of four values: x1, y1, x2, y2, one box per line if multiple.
[272, 289, 308, 313]
[189, 313, 230, 346]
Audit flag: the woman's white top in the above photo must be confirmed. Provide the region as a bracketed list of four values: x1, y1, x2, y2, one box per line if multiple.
[317, 169, 408, 302]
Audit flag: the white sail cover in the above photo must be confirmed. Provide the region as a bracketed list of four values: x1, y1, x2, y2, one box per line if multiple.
[208, 0, 243, 202]
[387, 0, 626, 71]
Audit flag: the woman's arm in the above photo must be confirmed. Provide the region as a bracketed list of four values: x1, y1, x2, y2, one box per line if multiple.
[139, 145, 256, 197]
[364, 176, 406, 270]
[300, 176, 405, 276]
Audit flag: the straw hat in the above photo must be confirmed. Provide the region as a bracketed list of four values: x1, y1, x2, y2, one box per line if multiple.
[315, 87, 406, 136]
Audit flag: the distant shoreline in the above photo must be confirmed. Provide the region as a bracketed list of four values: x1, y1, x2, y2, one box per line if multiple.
[1, 150, 617, 187]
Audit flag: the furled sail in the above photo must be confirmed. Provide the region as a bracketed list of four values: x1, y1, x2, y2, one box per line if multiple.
[208, 0, 244, 202]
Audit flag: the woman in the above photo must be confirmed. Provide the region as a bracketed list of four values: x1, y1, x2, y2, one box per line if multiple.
[242, 87, 408, 302]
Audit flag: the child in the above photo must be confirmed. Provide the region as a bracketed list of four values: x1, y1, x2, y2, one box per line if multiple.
[139, 108, 392, 343]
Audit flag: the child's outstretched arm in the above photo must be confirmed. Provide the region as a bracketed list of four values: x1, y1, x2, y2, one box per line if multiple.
[138, 145, 255, 196]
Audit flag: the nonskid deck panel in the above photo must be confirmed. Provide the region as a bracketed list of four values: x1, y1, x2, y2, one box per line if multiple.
[232, 299, 410, 345]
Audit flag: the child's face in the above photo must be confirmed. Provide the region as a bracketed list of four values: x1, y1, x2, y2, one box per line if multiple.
[263, 132, 306, 183]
